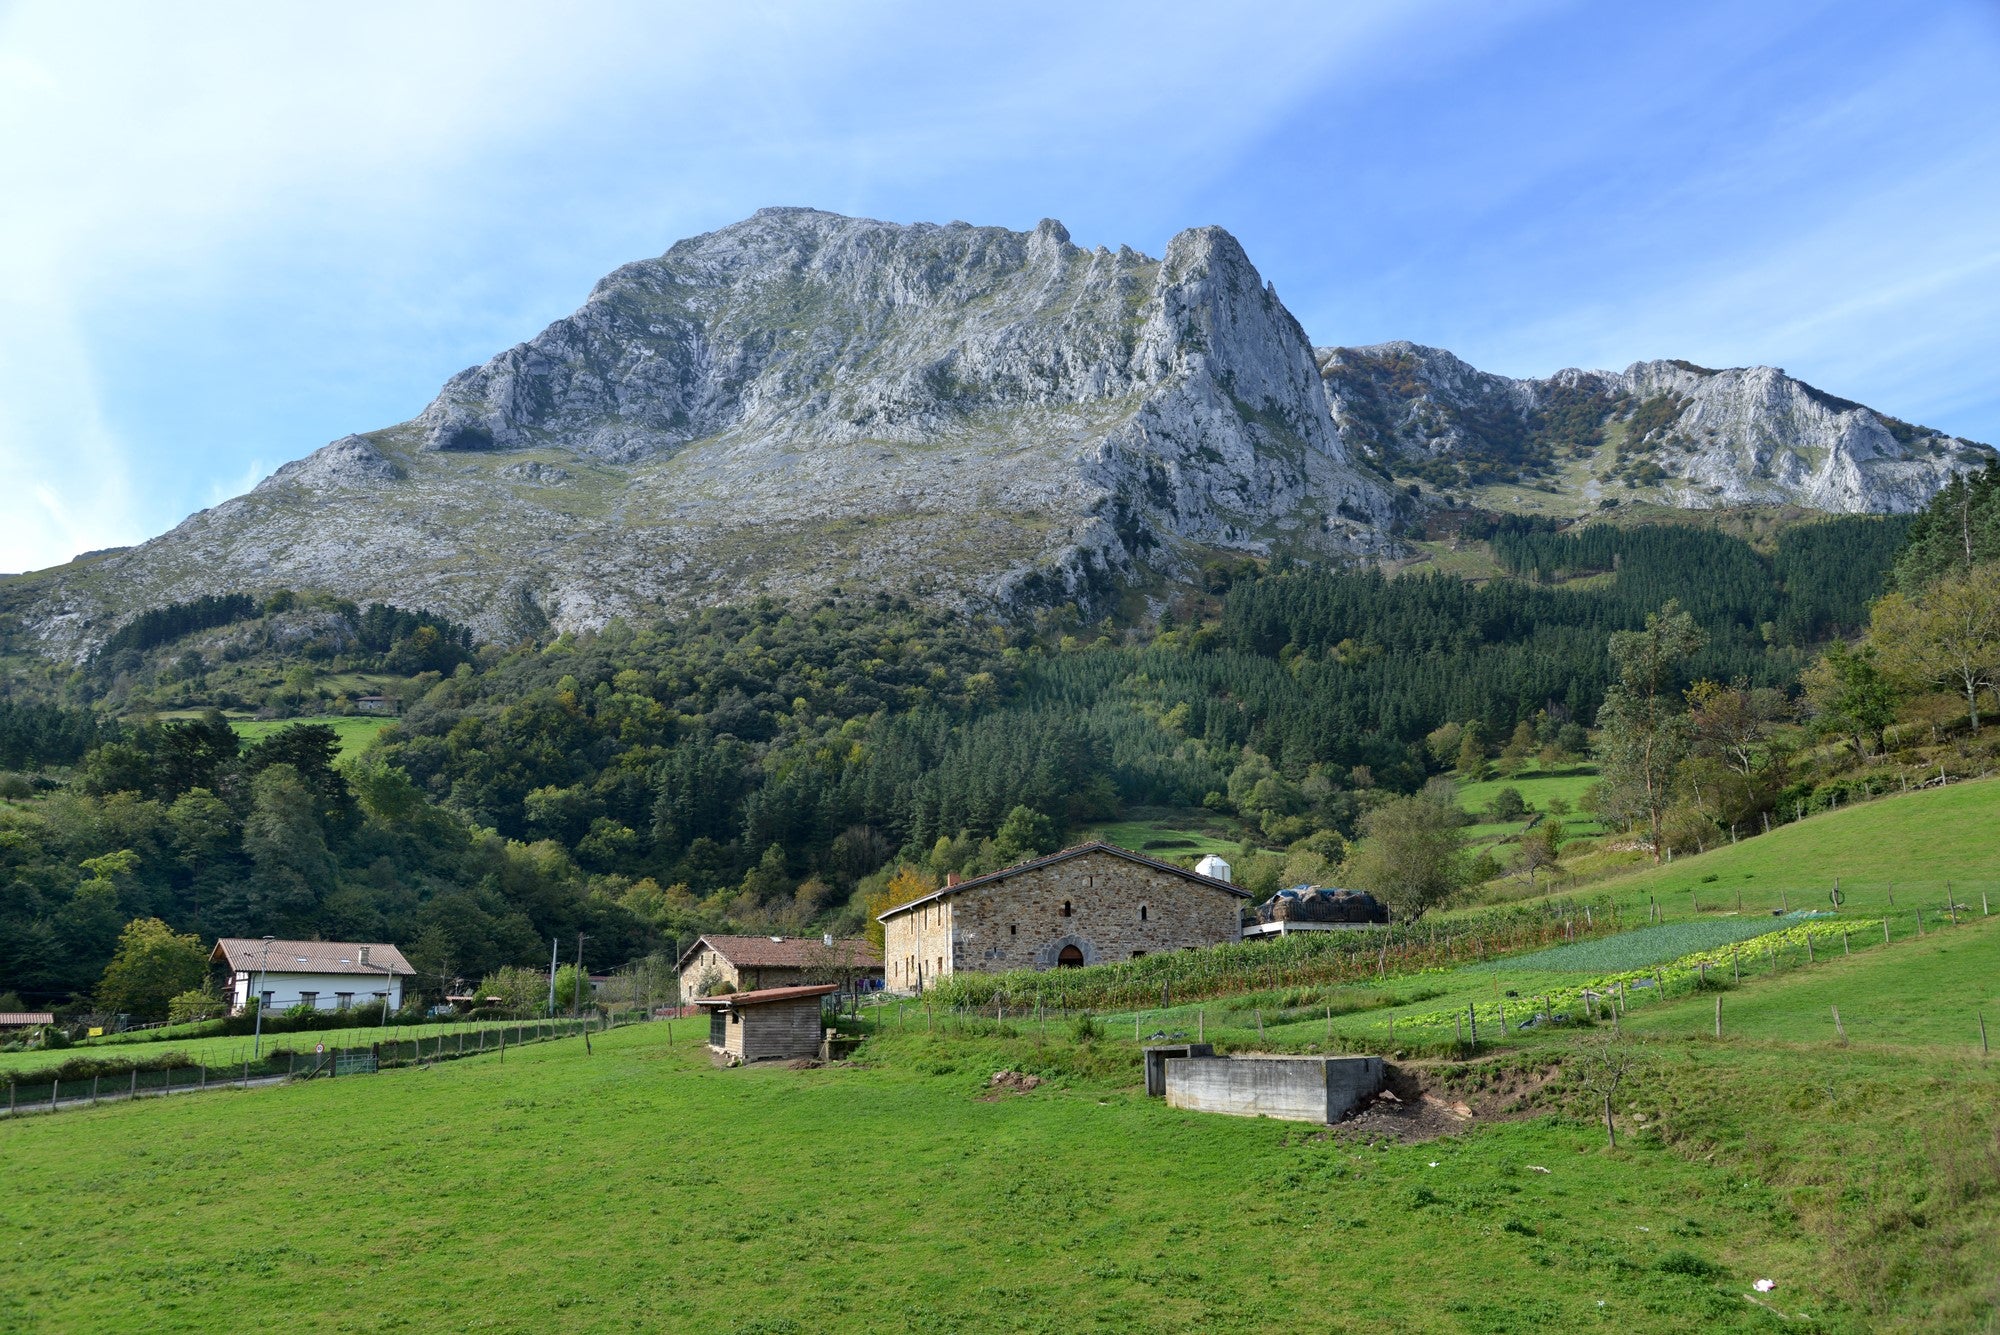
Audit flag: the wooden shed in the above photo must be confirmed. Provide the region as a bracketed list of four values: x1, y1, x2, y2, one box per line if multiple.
[693, 984, 838, 1065]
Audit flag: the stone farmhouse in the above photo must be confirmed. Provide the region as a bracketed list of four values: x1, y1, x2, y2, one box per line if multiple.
[877, 842, 1249, 991]
[675, 935, 883, 1002]
[211, 939, 414, 1014]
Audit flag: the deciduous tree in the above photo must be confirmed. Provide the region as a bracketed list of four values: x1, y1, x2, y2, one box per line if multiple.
[96, 917, 207, 1020]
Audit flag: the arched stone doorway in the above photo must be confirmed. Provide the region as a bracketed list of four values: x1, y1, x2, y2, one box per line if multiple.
[1056, 945, 1085, 968]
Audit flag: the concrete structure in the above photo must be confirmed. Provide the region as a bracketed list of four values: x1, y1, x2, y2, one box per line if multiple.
[1194, 854, 1232, 883]
[1164, 1054, 1384, 1124]
[211, 939, 413, 1014]
[694, 983, 837, 1064]
[675, 935, 883, 1001]
[878, 843, 1249, 991]
[1142, 1042, 1214, 1096]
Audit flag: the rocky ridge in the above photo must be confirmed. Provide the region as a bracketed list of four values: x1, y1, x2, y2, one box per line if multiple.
[15, 209, 1397, 656]
[7, 210, 1994, 656]
[1318, 341, 1994, 513]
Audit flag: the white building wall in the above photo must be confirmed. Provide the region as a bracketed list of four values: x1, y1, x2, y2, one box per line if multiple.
[230, 970, 404, 1012]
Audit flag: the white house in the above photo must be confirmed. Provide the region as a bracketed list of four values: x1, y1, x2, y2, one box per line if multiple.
[211, 939, 414, 1014]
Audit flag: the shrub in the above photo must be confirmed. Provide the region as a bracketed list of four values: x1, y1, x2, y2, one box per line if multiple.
[1654, 1250, 1725, 1280]
[1069, 1012, 1102, 1044]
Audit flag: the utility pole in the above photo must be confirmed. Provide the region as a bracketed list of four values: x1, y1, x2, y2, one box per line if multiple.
[573, 933, 587, 1020]
[546, 938, 559, 1017]
[252, 936, 275, 1059]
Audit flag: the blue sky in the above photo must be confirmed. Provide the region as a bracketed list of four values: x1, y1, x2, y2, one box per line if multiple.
[3, 0, 1997, 573]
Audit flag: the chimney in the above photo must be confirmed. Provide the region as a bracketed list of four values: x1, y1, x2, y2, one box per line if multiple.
[946, 872, 960, 887]
[359, 946, 371, 966]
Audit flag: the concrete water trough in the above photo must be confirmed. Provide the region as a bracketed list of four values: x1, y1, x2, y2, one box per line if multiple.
[1163, 1053, 1384, 1125]
[1142, 1043, 1215, 1096]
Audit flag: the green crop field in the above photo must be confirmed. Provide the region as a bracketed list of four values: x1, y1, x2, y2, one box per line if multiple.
[1500, 918, 1792, 973]
[1624, 913, 2000, 1051]
[229, 714, 395, 758]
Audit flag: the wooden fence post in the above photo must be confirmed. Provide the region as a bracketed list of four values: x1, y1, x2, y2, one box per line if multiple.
[1832, 1005, 1845, 1044]
[1883, 919, 1891, 945]
[1980, 1012, 1989, 1058]
[1714, 995, 1721, 1039]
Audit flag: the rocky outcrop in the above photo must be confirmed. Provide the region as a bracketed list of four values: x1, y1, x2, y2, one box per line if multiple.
[13, 209, 1396, 657]
[1318, 341, 1995, 513]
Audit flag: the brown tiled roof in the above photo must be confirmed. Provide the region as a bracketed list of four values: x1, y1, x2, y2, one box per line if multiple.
[675, 934, 883, 973]
[0, 1012, 54, 1025]
[877, 841, 1249, 922]
[691, 983, 840, 1008]
[210, 939, 415, 977]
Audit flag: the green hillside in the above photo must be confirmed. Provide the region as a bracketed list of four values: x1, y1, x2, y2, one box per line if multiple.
[1548, 776, 2000, 917]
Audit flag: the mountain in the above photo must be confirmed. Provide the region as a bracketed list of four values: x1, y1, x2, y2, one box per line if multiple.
[1318, 341, 1994, 515]
[7, 210, 1994, 656]
[12, 209, 1396, 656]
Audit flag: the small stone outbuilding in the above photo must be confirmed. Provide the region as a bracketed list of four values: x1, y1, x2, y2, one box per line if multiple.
[694, 984, 839, 1065]
[877, 842, 1249, 991]
[675, 935, 883, 1002]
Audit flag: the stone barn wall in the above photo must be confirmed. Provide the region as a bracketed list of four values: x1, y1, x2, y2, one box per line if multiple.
[882, 846, 1244, 988]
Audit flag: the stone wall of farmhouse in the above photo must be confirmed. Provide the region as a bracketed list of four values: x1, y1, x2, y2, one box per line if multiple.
[883, 850, 1242, 988]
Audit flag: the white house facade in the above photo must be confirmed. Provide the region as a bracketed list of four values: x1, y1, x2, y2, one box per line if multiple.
[211, 939, 414, 1014]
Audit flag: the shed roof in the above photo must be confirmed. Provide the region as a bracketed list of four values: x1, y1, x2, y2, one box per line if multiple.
[210, 939, 415, 977]
[675, 934, 882, 974]
[691, 984, 840, 1009]
[877, 842, 1249, 922]
[0, 1012, 54, 1025]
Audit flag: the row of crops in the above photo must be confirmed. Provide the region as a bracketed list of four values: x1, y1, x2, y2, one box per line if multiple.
[1498, 915, 1802, 972]
[1388, 919, 1877, 1040]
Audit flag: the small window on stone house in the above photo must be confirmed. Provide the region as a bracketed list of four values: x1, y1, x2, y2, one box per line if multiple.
[1061, 901, 1072, 917]
[1139, 904, 1149, 922]
[1131, 950, 1147, 959]
[1009, 925, 1017, 936]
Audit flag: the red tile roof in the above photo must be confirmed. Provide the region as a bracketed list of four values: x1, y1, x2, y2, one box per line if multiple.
[675, 934, 882, 973]
[0, 1013, 54, 1026]
[691, 984, 840, 1008]
[876, 842, 1248, 921]
[210, 939, 415, 977]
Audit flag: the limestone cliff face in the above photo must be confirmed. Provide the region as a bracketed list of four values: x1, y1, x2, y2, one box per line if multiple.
[1318, 341, 1995, 513]
[16, 210, 1396, 656]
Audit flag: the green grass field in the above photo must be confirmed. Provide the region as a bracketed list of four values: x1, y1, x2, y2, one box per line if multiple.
[0, 1019, 519, 1079]
[3, 1015, 1904, 1334]
[229, 714, 396, 758]
[1530, 776, 2000, 921]
[1452, 766, 1600, 818]
[1081, 811, 1247, 862]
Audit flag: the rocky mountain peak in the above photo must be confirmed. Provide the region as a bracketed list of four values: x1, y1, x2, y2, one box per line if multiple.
[16, 209, 1397, 656]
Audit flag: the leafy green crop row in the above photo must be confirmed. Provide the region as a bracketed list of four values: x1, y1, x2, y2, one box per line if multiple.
[1392, 920, 1880, 1038]
[1499, 915, 1793, 972]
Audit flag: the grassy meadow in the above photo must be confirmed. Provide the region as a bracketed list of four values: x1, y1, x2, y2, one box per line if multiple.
[229, 713, 396, 757]
[5, 1011, 1929, 1334]
[1520, 775, 2000, 920]
[0, 1018, 524, 1079]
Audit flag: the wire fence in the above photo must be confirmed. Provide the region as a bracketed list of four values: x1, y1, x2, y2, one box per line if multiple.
[2, 1015, 624, 1120]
